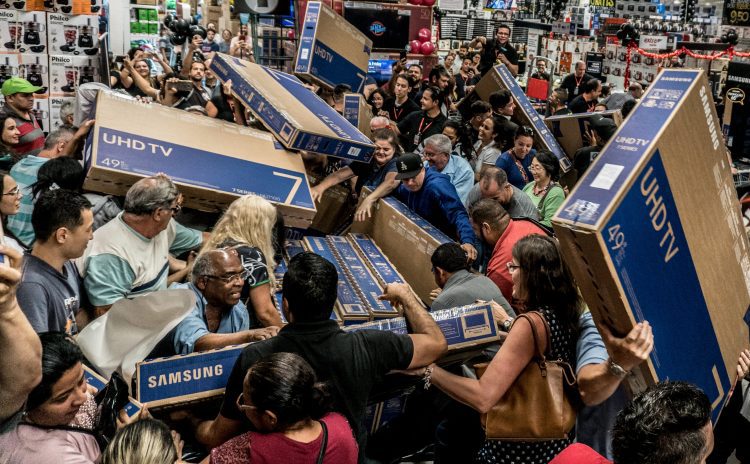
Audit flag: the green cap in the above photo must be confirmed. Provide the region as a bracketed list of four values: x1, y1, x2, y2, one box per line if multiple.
[1, 77, 43, 96]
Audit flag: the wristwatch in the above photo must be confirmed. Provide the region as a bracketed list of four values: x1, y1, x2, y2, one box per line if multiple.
[501, 318, 514, 332]
[607, 358, 629, 379]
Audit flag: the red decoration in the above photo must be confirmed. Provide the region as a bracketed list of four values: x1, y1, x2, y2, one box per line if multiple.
[626, 45, 750, 62]
[422, 0, 436, 5]
[409, 39, 422, 52]
[420, 41, 436, 55]
[407, 0, 422, 5]
[417, 27, 431, 43]
[287, 29, 295, 39]
[624, 43, 633, 89]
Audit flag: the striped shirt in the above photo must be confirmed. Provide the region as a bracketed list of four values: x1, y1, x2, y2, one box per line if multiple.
[8, 112, 44, 156]
[8, 155, 49, 247]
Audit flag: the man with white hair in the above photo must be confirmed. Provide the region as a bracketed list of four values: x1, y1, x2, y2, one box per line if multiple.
[370, 116, 391, 133]
[422, 134, 473, 202]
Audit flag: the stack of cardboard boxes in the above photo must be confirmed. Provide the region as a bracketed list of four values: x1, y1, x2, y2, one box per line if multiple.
[0, 6, 101, 132]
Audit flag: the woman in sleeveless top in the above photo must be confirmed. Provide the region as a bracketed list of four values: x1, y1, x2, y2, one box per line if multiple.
[417, 235, 581, 463]
[209, 352, 358, 464]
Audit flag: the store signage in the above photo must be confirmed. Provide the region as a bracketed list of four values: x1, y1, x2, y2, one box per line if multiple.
[639, 34, 668, 51]
[590, 0, 615, 7]
[552, 20, 569, 35]
[727, 88, 745, 104]
[723, 0, 750, 26]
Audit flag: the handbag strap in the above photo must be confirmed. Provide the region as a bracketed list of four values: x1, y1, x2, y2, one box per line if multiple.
[515, 312, 552, 361]
[316, 419, 329, 464]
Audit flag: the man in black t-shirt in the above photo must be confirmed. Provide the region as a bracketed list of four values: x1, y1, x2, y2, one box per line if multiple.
[470, 24, 519, 76]
[568, 78, 602, 114]
[397, 86, 448, 153]
[162, 61, 211, 110]
[559, 61, 594, 104]
[383, 74, 420, 124]
[196, 252, 447, 463]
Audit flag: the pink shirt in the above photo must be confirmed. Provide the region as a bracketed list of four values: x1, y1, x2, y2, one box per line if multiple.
[0, 422, 100, 464]
[486, 219, 548, 302]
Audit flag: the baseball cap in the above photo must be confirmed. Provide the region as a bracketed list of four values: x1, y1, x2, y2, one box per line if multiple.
[590, 115, 618, 142]
[1, 77, 43, 96]
[395, 152, 424, 180]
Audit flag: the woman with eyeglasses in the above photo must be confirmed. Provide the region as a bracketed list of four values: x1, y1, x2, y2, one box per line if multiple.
[310, 129, 403, 221]
[404, 235, 581, 464]
[209, 352, 358, 464]
[523, 150, 565, 228]
[0, 113, 22, 170]
[0, 170, 26, 254]
[495, 125, 536, 189]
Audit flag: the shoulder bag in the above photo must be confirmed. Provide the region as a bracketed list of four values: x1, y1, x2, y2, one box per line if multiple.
[474, 311, 578, 441]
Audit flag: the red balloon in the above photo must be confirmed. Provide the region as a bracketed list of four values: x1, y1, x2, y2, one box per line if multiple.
[422, 0, 436, 5]
[417, 27, 431, 43]
[409, 40, 422, 53]
[286, 29, 295, 39]
[407, 0, 422, 4]
[420, 41, 435, 55]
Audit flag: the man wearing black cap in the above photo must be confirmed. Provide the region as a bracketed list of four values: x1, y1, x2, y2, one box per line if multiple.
[395, 152, 478, 261]
[573, 116, 618, 178]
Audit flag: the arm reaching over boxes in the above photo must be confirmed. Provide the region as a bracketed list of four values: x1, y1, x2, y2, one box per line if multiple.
[0, 246, 42, 426]
[379, 282, 448, 369]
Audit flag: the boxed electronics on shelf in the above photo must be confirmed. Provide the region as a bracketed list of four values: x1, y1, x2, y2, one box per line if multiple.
[84, 91, 316, 228]
[295, 1, 373, 93]
[553, 69, 750, 423]
[0, 10, 48, 54]
[49, 53, 99, 96]
[47, 13, 99, 56]
[210, 54, 375, 162]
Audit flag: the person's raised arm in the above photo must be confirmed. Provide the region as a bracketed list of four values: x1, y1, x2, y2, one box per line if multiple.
[62, 119, 95, 159]
[577, 321, 653, 406]
[193, 326, 279, 352]
[0, 246, 42, 422]
[379, 283, 447, 368]
[354, 172, 400, 221]
[310, 166, 354, 204]
[151, 52, 174, 76]
[123, 58, 159, 100]
[429, 314, 542, 413]
[181, 36, 201, 78]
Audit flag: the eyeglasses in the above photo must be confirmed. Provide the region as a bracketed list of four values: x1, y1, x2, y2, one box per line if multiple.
[529, 164, 544, 172]
[204, 269, 250, 283]
[506, 262, 521, 272]
[236, 392, 256, 412]
[2, 186, 21, 197]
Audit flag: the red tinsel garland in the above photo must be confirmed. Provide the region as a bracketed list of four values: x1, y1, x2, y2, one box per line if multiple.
[625, 44, 750, 61]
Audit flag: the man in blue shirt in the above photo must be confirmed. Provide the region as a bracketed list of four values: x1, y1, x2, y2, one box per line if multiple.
[422, 134, 474, 203]
[395, 152, 478, 262]
[170, 249, 279, 355]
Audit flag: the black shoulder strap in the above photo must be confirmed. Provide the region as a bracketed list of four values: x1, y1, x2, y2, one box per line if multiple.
[513, 216, 555, 237]
[317, 419, 329, 464]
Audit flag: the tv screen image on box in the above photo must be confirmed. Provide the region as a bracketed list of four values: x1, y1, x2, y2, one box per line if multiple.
[368, 59, 397, 85]
[344, 6, 412, 50]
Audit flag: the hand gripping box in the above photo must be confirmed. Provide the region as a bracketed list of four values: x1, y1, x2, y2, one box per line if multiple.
[352, 193, 453, 304]
[345, 303, 500, 362]
[210, 54, 375, 162]
[85, 92, 316, 228]
[135, 344, 248, 408]
[295, 1, 372, 93]
[552, 69, 750, 422]
[459, 64, 570, 173]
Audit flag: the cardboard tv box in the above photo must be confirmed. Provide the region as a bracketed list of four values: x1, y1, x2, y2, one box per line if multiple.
[295, 1, 372, 93]
[85, 92, 316, 228]
[552, 69, 750, 421]
[352, 193, 452, 304]
[343, 93, 373, 140]
[135, 344, 248, 408]
[544, 109, 623, 160]
[210, 54, 375, 162]
[460, 64, 570, 173]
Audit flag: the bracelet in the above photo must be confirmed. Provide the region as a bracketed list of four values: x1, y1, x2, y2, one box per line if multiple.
[423, 365, 434, 390]
[607, 358, 629, 379]
[501, 318, 514, 332]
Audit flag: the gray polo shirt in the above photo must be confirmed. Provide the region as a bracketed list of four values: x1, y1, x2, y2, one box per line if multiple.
[464, 183, 540, 221]
[431, 269, 515, 316]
